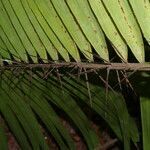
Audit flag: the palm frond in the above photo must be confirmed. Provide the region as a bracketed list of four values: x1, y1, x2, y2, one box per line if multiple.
[1, 1, 150, 149]
[0, 69, 138, 149]
[131, 72, 150, 150]
[0, 0, 150, 62]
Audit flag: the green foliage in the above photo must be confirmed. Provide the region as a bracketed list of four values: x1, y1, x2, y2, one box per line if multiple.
[0, 0, 150, 62]
[0, 70, 138, 149]
[131, 72, 150, 150]
[0, 0, 150, 149]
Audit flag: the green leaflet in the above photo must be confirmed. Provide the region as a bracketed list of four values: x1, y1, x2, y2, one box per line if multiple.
[21, 74, 76, 150]
[1, 0, 37, 62]
[0, 36, 10, 59]
[140, 97, 150, 150]
[65, 0, 109, 62]
[31, 72, 139, 149]
[88, 0, 128, 62]
[8, 0, 47, 62]
[131, 72, 150, 150]
[57, 76, 139, 148]
[26, 0, 70, 62]
[51, 0, 93, 61]
[129, 0, 150, 45]
[102, 0, 145, 62]
[21, 0, 58, 62]
[2, 72, 49, 150]
[33, 0, 80, 62]
[30, 72, 99, 149]
[0, 90, 31, 150]
[0, 0, 26, 61]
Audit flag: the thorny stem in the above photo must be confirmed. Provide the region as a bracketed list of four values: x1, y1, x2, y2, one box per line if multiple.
[1, 62, 150, 71]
